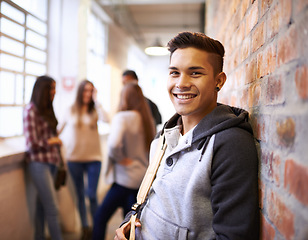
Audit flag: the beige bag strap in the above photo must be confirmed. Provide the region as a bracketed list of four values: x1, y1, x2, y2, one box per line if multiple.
[129, 134, 167, 240]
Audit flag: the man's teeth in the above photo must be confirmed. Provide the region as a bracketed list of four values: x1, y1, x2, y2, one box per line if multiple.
[177, 94, 194, 99]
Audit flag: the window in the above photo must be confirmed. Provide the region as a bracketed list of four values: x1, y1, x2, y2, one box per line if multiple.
[0, 0, 48, 137]
[86, 11, 110, 134]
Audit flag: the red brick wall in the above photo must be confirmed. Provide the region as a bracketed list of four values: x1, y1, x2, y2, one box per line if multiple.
[205, 0, 308, 239]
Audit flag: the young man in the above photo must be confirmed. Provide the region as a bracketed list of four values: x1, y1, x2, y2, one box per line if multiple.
[115, 32, 260, 239]
[122, 70, 162, 127]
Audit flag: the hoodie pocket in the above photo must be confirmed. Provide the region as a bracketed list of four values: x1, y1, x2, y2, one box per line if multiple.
[138, 206, 188, 240]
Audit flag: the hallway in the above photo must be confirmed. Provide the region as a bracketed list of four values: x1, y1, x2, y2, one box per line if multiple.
[1, 1, 308, 239]
[63, 208, 123, 240]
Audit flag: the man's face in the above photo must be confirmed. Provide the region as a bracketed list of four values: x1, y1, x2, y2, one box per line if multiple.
[167, 47, 218, 123]
[122, 75, 137, 85]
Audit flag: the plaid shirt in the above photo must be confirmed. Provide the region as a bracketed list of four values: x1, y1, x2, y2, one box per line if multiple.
[23, 102, 60, 165]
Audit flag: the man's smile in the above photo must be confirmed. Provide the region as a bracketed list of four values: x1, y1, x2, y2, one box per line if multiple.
[173, 93, 197, 99]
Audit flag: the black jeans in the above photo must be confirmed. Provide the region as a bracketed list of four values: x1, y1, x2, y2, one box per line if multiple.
[92, 183, 138, 240]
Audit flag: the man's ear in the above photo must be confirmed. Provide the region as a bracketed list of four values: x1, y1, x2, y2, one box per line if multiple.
[215, 72, 227, 90]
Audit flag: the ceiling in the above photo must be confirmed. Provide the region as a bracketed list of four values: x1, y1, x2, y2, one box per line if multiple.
[96, 0, 205, 51]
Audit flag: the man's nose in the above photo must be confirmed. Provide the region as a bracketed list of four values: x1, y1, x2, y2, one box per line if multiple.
[175, 74, 191, 89]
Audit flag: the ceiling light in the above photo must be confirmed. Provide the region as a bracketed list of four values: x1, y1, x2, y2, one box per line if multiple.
[144, 38, 169, 56]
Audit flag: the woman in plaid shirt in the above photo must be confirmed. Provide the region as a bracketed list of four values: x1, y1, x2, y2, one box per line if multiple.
[24, 75, 63, 240]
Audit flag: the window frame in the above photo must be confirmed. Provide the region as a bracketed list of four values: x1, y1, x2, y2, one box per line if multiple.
[0, 0, 49, 138]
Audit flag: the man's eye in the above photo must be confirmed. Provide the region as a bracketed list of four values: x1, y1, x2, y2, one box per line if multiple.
[170, 71, 179, 76]
[191, 72, 201, 76]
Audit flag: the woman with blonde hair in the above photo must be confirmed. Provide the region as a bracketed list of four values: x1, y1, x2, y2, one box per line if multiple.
[92, 83, 156, 240]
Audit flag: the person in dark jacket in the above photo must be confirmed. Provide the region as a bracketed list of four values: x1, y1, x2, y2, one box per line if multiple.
[122, 70, 162, 127]
[115, 31, 260, 240]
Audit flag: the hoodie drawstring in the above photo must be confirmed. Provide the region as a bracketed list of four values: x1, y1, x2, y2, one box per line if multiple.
[197, 136, 210, 162]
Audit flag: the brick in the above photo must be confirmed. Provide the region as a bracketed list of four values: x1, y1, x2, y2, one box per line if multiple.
[249, 82, 261, 107]
[296, 8, 308, 59]
[231, 0, 241, 15]
[253, 114, 266, 142]
[284, 159, 308, 206]
[252, 21, 265, 53]
[261, 151, 281, 186]
[295, 0, 308, 14]
[227, 52, 235, 71]
[257, 42, 276, 78]
[260, 214, 276, 240]
[232, 8, 241, 33]
[224, 55, 232, 73]
[240, 87, 249, 109]
[245, 58, 257, 84]
[276, 117, 295, 148]
[236, 23, 246, 47]
[226, 72, 236, 89]
[280, 0, 292, 27]
[265, 75, 284, 105]
[241, 37, 250, 62]
[218, 94, 229, 105]
[233, 48, 241, 68]
[267, 3, 280, 39]
[235, 66, 244, 88]
[258, 114, 271, 142]
[265, 43, 276, 75]
[267, 190, 295, 239]
[267, 0, 292, 39]
[246, 1, 258, 34]
[277, 25, 298, 67]
[228, 33, 237, 55]
[257, 51, 265, 79]
[295, 64, 308, 100]
[240, 0, 250, 20]
[259, 179, 265, 209]
[230, 95, 237, 106]
[260, 0, 274, 17]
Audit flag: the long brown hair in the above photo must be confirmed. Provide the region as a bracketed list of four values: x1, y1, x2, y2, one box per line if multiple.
[118, 83, 156, 151]
[30, 75, 58, 132]
[72, 80, 97, 128]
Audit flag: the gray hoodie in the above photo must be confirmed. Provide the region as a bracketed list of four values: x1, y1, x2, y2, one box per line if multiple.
[131, 103, 259, 240]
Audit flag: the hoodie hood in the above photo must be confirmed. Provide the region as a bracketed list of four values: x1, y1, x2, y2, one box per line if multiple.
[162, 103, 253, 143]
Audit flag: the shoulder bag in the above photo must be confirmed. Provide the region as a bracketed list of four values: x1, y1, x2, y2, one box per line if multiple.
[129, 134, 167, 240]
[54, 146, 67, 190]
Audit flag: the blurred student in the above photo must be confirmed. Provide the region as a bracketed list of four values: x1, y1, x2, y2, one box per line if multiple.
[24, 75, 63, 240]
[58, 80, 109, 240]
[92, 83, 156, 240]
[122, 70, 162, 127]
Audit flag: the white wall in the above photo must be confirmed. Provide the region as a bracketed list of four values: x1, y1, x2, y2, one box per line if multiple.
[140, 55, 175, 128]
[50, 0, 82, 123]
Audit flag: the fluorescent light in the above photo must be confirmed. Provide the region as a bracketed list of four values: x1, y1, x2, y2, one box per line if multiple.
[144, 38, 169, 56]
[145, 46, 169, 56]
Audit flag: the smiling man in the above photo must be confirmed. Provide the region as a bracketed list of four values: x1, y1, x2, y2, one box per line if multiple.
[115, 32, 260, 240]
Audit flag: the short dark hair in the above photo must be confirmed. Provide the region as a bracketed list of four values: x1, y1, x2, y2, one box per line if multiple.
[122, 70, 138, 81]
[167, 32, 225, 76]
